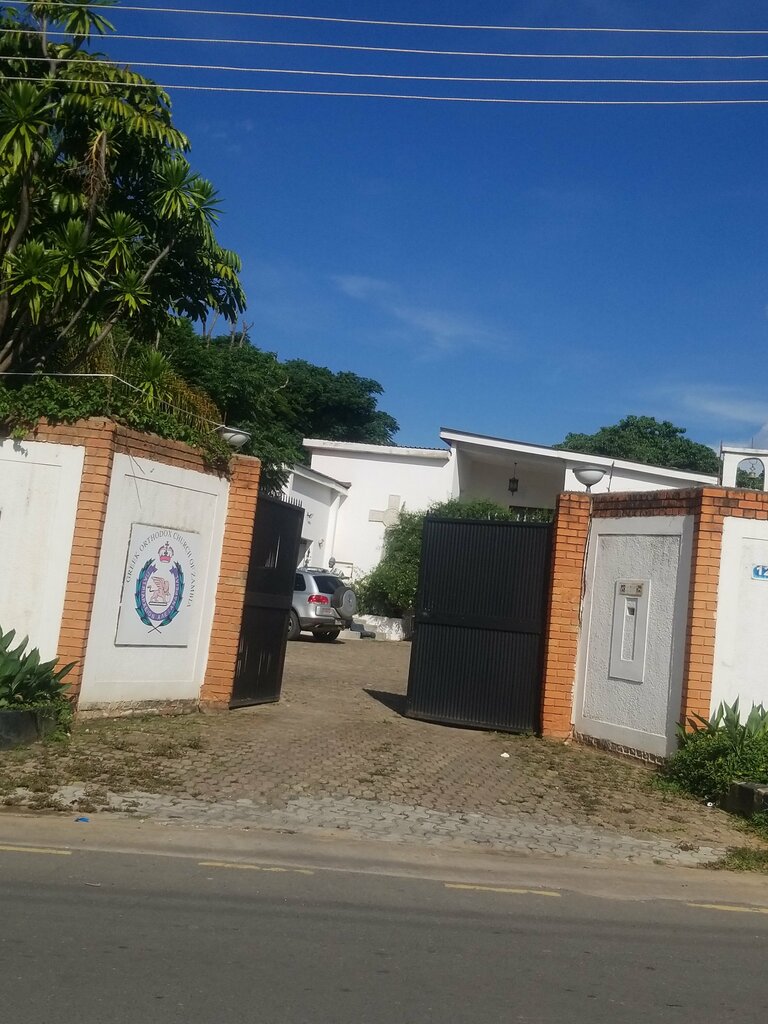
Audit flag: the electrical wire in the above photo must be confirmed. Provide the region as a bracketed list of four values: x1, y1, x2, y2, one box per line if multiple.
[8, 27, 768, 60]
[3, 74, 768, 103]
[2, 53, 766, 85]
[10, 3, 768, 36]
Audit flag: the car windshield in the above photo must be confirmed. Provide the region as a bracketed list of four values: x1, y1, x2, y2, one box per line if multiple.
[312, 575, 344, 595]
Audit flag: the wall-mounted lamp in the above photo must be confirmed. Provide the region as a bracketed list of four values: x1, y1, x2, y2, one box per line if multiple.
[508, 463, 519, 495]
[572, 465, 607, 493]
[215, 424, 251, 450]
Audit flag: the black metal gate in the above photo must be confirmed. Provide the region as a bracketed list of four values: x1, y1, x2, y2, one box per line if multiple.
[230, 493, 304, 708]
[406, 517, 553, 733]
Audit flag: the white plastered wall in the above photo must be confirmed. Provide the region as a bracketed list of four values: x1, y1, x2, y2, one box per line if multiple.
[308, 449, 454, 574]
[458, 454, 565, 510]
[711, 517, 768, 713]
[574, 516, 693, 757]
[0, 437, 84, 659]
[284, 469, 342, 568]
[78, 453, 229, 706]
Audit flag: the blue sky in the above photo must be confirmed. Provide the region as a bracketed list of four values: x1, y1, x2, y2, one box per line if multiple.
[97, 1, 768, 449]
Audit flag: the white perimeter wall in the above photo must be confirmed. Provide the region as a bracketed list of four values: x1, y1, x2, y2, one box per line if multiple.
[712, 517, 768, 714]
[575, 516, 693, 757]
[0, 438, 84, 660]
[309, 449, 454, 574]
[78, 453, 229, 706]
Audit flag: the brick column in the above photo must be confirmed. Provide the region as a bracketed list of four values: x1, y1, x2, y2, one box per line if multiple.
[540, 492, 591, 738]
[200, 455, 262, 707]
[40, 420, 117, 703]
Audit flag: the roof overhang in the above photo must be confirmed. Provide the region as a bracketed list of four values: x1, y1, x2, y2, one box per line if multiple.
[303, 438, 450, 462]
[440, 427, 718, 484]
[290, 462, 350, 494]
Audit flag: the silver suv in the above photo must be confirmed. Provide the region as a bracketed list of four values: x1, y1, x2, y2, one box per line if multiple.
[289, 568, 358, 642]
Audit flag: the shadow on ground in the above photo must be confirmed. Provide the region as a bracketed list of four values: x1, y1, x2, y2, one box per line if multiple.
[364, 689, 407, 716]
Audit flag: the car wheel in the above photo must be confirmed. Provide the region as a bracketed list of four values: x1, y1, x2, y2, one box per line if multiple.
[287, 610, 301, 641]
[313, 630, 340, 643]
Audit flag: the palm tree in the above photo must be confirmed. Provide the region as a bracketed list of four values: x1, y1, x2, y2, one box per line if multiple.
[0, 1, 245, 373]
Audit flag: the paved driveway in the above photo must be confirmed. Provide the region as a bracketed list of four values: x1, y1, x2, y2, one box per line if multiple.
[1, 637, 763, 865]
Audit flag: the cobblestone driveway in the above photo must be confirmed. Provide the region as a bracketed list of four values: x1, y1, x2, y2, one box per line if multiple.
[1, 638, 762, 865]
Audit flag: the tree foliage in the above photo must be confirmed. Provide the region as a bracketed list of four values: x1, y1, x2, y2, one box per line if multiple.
[357, 499, 519, 617]
[159, 320, 398, 485]
[0, 372, 231, 465]
[557, 415, 719, 475]
[282, 359, 398, 446]
[0, 1, 245, 372]
[0, 3, 399, 480]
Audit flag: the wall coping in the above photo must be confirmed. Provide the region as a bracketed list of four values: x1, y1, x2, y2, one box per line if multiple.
[8, 416, 260, 480]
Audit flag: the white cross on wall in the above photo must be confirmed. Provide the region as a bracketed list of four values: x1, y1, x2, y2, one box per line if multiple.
[369, 495, 402, 529]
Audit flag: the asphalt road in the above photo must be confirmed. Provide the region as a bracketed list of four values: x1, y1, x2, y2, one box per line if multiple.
[2, 837, 768, 1024]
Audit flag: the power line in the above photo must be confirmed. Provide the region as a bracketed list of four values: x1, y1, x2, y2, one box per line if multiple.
[12, 28, 768, 60]
[1, 54, 766, 86]
[4, 74, 768, 103]
[11, 3, 768, 36]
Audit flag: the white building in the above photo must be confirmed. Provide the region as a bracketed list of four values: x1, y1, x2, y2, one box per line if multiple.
[287, 427, 717, 577]
[282, 463, 349, 569]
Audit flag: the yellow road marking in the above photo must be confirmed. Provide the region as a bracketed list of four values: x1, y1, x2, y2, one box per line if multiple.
[687, 902, 768, 916]
[199, 861, 314, 875]
[0, 844, 71, 856]
[445, 883, 561, 898]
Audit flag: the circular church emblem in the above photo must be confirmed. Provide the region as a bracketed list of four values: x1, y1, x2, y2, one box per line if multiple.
[134, 541, 185, 628]
[117, 525, 200, 647]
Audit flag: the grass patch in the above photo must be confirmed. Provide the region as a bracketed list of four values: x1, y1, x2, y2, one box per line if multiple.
[710, 847, 768, 873]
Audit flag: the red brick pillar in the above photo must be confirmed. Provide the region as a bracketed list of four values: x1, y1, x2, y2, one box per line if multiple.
[200, 455, 262, 707]
[540, 492, 591, 738]
[44, 420, 117, 704]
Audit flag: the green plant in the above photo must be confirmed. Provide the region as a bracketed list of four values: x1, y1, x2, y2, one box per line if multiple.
[0, 1, 245, 375]
[709, 847, 768, 874]
[677, 699, 768, 752]
[0, 626, 74, 709]
[751, 810, 768, 841]
[664, 731, 768, 800]
[357, 499, 521, 616]
[0, 376, 231, 469]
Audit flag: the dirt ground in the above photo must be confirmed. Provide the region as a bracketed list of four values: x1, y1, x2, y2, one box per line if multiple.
[0, 637, 762, 857]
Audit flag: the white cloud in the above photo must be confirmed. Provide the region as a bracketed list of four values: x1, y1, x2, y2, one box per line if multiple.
[333, 275, 392, 301]
[331, 274, 504, 357]
[657, 384, 768, 448]
[670, 386, 768, 425]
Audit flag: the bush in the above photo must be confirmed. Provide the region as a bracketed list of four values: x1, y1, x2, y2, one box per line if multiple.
[0, 627, 74, 711]
[0, 377, 231, 470]
[664, 731, 768, 800]
[357, 499, 521, 617]
[678, 698, 768, 750]
[664, 700, 768, 799]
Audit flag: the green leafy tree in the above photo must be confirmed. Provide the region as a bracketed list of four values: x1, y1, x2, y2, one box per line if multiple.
[0, 1, 245, 373]
[283, 359, 398, 446]
[557, 415, 719, 475]
[357, 499, 519, 617]
[159, 320, 398, 485]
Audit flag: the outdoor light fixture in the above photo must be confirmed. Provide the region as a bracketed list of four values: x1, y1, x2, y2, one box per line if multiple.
[572, 465, 607, 493]
[215, 424, 251, 450]
[508, 463, 519, 494]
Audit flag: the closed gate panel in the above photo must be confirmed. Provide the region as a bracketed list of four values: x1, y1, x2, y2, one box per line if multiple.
[406, 518, 552, 732]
